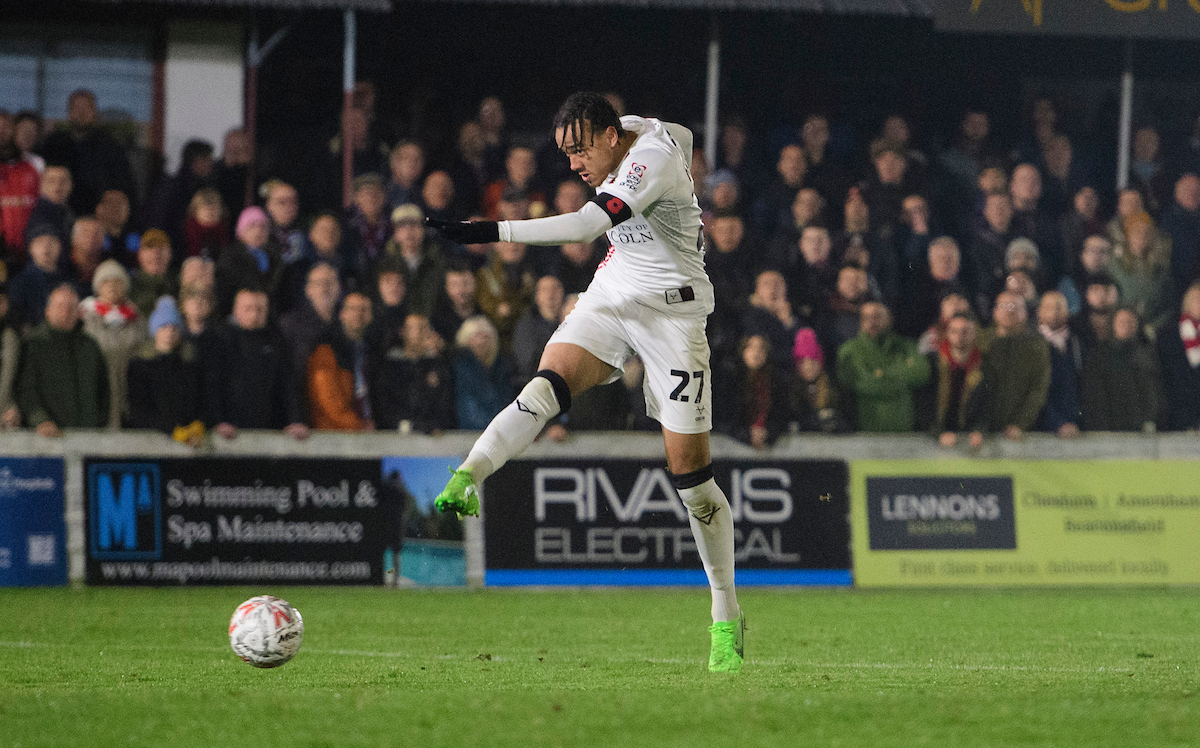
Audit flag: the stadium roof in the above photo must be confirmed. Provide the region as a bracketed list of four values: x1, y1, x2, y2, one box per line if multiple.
[82, 0, 393, 11]
[408, 0, 929, 12]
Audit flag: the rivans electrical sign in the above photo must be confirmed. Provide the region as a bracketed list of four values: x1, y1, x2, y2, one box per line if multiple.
[484, 459, 851, 586]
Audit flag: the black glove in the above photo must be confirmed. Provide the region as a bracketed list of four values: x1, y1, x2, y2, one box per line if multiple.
[425, 218, 499, 245]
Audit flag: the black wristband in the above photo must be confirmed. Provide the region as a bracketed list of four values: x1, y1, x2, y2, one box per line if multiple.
[425, 218, 500, 244]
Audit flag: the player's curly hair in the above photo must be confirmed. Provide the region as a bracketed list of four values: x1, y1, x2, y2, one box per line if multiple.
[553, 92, 624, 148]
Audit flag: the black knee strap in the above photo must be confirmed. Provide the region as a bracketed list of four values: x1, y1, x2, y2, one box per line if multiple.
[669, 464, 714, 490]
[535, 369, 572, 414]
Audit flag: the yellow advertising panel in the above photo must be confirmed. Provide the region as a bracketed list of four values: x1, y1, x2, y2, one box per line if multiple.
[851, 460, 1200, 586]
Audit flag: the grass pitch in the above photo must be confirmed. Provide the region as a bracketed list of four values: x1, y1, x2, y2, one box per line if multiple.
[0, 587, 1197, 747]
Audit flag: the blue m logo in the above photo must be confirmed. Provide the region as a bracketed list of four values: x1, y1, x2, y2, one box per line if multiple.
[89, 463, 161, 560]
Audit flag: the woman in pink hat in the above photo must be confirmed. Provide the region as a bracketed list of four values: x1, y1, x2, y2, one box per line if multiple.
[787, 327, 848, 433]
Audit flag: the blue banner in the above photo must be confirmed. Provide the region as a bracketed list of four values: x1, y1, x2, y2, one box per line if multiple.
[0, 458, 67, 587]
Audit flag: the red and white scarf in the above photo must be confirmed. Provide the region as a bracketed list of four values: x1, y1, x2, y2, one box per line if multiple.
[1182, 314, 1200, 368]
[81, 297, 139, 325]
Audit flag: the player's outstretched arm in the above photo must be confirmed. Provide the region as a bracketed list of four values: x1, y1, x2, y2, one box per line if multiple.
[427, 194, 630, 247]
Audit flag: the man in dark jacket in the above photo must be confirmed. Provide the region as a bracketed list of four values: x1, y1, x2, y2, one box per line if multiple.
[280, 262, 340, 380]
[980, 291, 1051, 439]
[204, 288, 308, 440]
[10, 226, 67, 331]
[375, 313, 455, 433]
[1161, 174, 1200, 291]
[38, 90, 135, 215]
[1082, 308, 1163, 432]
[17, 284, 109, 436]
[23, 166, 74, 251]
[1035, 290, 1083, 438]
[511, 275, 564, 388]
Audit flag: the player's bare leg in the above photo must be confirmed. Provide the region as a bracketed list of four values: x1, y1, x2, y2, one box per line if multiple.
[664, 428, 744, 672]
[435, 343, 614, 516]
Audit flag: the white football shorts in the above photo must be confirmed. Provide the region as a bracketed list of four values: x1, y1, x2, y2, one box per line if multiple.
[548, 281, 712, 434]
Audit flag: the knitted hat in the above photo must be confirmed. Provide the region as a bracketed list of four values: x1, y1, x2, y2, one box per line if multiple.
[792, 327, 824, 364]
[1005, 237, 1040, 268]
[26, 224, 60, 244]
[92, 258, 130, 294]
[148, 296, 183, 334]
[236, 206, 269, 235]
[390, 203, 424, 225]
[352, 173, 384, 192]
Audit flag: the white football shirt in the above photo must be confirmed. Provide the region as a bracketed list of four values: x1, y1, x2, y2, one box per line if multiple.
[590, 116, 714, 317]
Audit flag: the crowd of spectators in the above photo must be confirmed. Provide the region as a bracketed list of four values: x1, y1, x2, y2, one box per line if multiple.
[3, 87, 1200, 448]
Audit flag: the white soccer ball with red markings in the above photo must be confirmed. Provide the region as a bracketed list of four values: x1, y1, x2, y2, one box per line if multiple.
[229, 595, 304, 668]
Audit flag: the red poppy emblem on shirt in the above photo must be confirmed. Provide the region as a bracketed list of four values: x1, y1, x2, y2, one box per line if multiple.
[607, 197, 625, 214]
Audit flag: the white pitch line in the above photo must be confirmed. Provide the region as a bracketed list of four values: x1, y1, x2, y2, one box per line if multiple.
[0, 641, 1137, 672]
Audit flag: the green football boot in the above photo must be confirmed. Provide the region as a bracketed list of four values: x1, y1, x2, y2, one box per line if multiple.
[435, 467, 479, 518]
[707, 610, 745, 673]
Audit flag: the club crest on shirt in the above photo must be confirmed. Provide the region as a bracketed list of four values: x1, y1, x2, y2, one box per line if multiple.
[618, 162, 647, 191]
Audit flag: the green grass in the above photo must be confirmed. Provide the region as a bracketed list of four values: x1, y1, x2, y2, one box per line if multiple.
[0, 587, 1197, 747]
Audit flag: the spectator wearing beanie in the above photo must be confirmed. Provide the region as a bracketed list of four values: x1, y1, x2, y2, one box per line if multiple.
[788, 327, 847, 433]
[80, 259, 146, 428]
[129, 229, 176, 318]
[380, 203, 445, 316]
[216, 206, 283, 316]
[9, 225, 66, 330]
[126, 296, 204, 444]
[1004, 237, 1045, 292]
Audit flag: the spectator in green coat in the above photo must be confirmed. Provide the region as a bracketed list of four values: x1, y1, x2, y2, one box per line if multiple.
[17, 283, 110, 436]
[980, 290, 1051, 440]
[836, 302, 930, 432]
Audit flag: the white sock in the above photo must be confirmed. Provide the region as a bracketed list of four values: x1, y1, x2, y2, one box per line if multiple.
[677, 477, 739, 623]
[461, 375, 563, 483]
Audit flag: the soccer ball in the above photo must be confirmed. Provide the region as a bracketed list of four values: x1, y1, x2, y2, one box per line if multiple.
[229, 595, 304, 668]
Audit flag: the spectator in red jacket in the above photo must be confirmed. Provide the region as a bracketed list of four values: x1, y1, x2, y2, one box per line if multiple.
[0, 146, 39, 261]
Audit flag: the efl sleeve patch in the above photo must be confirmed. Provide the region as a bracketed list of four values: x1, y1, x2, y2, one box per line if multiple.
[591, 192, 634, 227]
